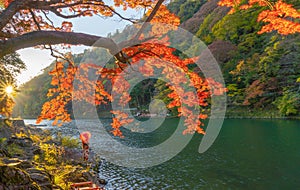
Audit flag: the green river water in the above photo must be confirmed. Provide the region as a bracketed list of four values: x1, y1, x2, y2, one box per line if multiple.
[97, 118, 300, 189]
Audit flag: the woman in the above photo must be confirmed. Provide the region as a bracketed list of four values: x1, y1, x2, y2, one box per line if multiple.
[80, 131, 91, 161]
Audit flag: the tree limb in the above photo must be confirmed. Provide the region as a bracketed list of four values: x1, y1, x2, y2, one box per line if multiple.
[0, 0, 28, 31]
[134, 0, 165, 40]
[0, 0, 165, 63]
[0, 31, 123, 60]
[0, 31, 17, 38]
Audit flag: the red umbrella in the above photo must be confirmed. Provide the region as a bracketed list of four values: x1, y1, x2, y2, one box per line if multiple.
[80, 131, 91, 144]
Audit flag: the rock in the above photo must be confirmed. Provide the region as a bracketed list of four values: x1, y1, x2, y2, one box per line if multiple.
[98, 178, 107, 185]
[0, 148, 9, 158]
[26, 167, 53, 189]
[0, 165, 40, 190]
[7, 137, 33, 147]
[29, 173, 50, 183]
[18, 160, 32, 169]
[63, 167, 87, 183]
[0, 121, 12, 139]
[27, 168, 51, 177]
[0, 157, 54, 189]
[31, 145, 41, 155]
[0, 158, 22, 167]
[6, 136, 41, 159]
[82, 171, 106, 187]
[63, 147, 82, 162]
[11, 120, 26, 129]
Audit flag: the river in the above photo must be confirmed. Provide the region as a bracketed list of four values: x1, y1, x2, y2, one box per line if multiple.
[25, 118, 300, 189]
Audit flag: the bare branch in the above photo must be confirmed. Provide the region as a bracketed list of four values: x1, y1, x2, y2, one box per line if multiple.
[41, 10, 55, 29]
[29, 9, 41, 31]
[103, 5, 138, 23]
[49, 8, 87, 19]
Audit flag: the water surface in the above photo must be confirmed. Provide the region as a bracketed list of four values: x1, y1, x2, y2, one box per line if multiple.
[98, 119, 300, 189]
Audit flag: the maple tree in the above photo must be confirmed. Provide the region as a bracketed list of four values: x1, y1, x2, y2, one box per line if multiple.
[0, 0, 299, 136]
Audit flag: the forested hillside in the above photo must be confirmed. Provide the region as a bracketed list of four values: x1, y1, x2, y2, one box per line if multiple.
[13, 0, 300, 118]
[13, 64, 52, 118]
[170, 0, 300, 117]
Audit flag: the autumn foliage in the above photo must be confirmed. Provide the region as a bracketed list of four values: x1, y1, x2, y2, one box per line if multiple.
[37, 38, 226, 136]
[32, 0, 222, 136]
[1, 0, 299, 136]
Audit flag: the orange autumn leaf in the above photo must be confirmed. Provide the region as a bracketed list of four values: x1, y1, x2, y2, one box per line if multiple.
[257, 0, 300, 35]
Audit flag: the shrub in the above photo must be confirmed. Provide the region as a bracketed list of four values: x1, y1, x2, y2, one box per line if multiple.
[39, 143, 64, 165]
[61, 136, 80, 149]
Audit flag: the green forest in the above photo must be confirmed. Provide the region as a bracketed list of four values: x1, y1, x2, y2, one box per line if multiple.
[13, 0, 300, 119]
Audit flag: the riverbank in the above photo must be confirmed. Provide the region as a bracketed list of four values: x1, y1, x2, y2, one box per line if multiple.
[225, 106, 300, 119]
[21, 105, 300, 124]
[0, 119, 105, 189]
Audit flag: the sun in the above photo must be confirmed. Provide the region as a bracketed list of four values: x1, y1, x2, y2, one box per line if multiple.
[0, 80, 16, 98]
[5, 85, 14, 95]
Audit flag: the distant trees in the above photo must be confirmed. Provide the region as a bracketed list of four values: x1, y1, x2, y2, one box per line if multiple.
[274, 90, 300, 116]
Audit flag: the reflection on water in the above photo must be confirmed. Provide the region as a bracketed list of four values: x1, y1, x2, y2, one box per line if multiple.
[25, 118, 300, 189]
[96, 119, 300, 189]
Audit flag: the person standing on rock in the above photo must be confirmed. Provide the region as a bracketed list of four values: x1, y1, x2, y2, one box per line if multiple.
[79, 131, 91, 161]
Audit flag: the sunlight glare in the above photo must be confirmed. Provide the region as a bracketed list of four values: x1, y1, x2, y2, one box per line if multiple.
[5, 86, 14, 95]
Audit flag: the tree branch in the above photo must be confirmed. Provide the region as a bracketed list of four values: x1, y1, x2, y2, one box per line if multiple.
[103, 5, 138, 23]
[134, 0, 165, 40]
[49, 8, 87, 19]
[0, 31, 17, 38]
[0, 0, 29, 31]
[0, 31, 122, 60]
[0, 0, 166, 63]
[29, 9, 41, 31]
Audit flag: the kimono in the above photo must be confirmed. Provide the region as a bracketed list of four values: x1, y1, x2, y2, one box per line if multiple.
[80, 131, 91, 161]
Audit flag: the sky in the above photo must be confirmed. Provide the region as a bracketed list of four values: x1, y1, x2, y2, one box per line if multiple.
[16, 7, 143, 85]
